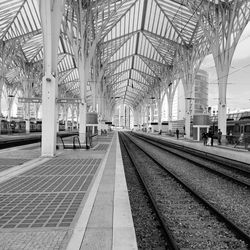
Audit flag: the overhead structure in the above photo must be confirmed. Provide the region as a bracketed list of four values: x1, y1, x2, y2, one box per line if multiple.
[1, 0, 250, 152]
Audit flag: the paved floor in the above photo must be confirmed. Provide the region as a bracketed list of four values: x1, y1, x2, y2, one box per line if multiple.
[0, 131, 137, 250]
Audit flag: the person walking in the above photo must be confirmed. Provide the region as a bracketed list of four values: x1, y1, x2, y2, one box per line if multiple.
[176, 128, 179, 139]
[234, 133, 244, 148]
[217, 129, 222, 145]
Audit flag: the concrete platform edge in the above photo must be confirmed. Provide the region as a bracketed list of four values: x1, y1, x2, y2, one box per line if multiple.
[66, 135, 114, 250]
[138, 132, 250, 164]
[113, 134, 138, 249]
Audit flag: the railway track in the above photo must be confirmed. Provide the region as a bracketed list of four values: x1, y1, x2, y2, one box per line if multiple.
[119, 132, 250, 249]
[119, 134, 170, 249]
[133, 132, 250, 187]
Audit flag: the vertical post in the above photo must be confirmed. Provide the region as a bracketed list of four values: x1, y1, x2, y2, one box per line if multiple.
[40, 0, 65, 156]
[25, 102, 30, 133]
[157, 99, 162, 132]
[64, 105, 69, 131]
[71, 106, 75, 131]
[78, 59, 88, 143]
[76, 104, 79, 130]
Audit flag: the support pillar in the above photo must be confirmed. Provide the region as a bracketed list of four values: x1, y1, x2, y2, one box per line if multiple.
[76, 104, 79, 130]
[71, 106, 75, 130]
[40, 0, 65, 156]
[7, 97, 14, 122]
[22, 79, 32, 134]
[41, 76, 58, 155]
[25, 103, 30, 133]
[187, 0, 250, 143]
[63, 105, 68, 131]
[0, 78, 4, 134]
[165, 79, 179, 133]
[183, 76, 195, 139]
[175, 45, 206, 139]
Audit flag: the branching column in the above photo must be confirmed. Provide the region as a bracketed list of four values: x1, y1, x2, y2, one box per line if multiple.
[76, 104, 79, 130]
[175, 41, 208, 138]
[188, 0, 250, 140]
[71, 105, 75, 130]
[0, 77, 4, 134]
[62, 105, 68, 131]
[156, 87, 164, 132]
[165, 82, 177, 133]
[133, 108, 139, 127]
[78, 58, 88, 142]
[162, 67, 178, 133]
[182, 72, 196, 139]
[7, 93, 15, 122]
[40, 0, 65, 156]
[22, 79, 32, 133]
[35, 104, 40, 122]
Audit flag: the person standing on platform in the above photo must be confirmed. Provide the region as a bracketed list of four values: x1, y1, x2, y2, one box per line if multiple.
[207, 129, 214, 146]
[202, 132, 208, 145]
[176, 128, 179, 139]
[217, 129, 222, 145]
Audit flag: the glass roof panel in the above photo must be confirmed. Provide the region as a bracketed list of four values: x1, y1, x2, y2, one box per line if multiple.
[2, 0, 243, 108]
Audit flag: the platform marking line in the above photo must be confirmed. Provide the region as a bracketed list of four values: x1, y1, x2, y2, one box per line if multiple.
[66, 134, 114, 250]
[112, 134, 138, 250]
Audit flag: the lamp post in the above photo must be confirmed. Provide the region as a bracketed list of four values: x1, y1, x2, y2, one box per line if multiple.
[7, 94, 15, 122]
[185, 97, 195, 138]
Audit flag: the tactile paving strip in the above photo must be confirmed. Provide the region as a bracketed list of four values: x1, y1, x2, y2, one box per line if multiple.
[0, 159, 29, 173]
[94, 144, 109, 151]
[0, 158, 101, 229]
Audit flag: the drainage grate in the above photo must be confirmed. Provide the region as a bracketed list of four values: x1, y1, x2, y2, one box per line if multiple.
[94, 144, 109, 151]
[0, 158, 101, 229]
[0, 159, 29, 172]
[22, 159, 101, 176]
[0, 175, 94, 193]
[0, 192, 84, 228]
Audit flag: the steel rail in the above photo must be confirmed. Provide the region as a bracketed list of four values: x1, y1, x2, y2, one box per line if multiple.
[123, 132, 250, 246]
[119, 132, 179, 250]
[132, 132, 250, 187]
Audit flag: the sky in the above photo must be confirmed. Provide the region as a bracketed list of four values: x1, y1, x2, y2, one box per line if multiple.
[200, 22, 250, 112]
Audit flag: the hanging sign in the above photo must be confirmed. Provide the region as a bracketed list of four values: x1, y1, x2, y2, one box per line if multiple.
[18, 97, 42, 103]
[18, 97, 81, 104]
[57, 98, 81, 104]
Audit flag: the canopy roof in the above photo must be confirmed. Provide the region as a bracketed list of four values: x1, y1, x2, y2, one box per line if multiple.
[0, 0, 248, 109]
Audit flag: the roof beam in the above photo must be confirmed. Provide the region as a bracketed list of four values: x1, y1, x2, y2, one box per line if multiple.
[141, 0, 148, 31]
[154, 0, 188, 46]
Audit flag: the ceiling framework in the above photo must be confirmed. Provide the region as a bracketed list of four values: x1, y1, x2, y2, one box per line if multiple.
[0, 0, 249, 111]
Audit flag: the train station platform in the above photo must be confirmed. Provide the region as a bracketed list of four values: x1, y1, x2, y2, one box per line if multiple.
[136, 131, 250, 165]
[0, 131, 79, 150]
[0, 131, 137, 250]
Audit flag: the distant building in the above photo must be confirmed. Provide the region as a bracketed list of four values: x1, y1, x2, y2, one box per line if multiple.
[193, 69, 209, 114]
[174, 69, 209, 120]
